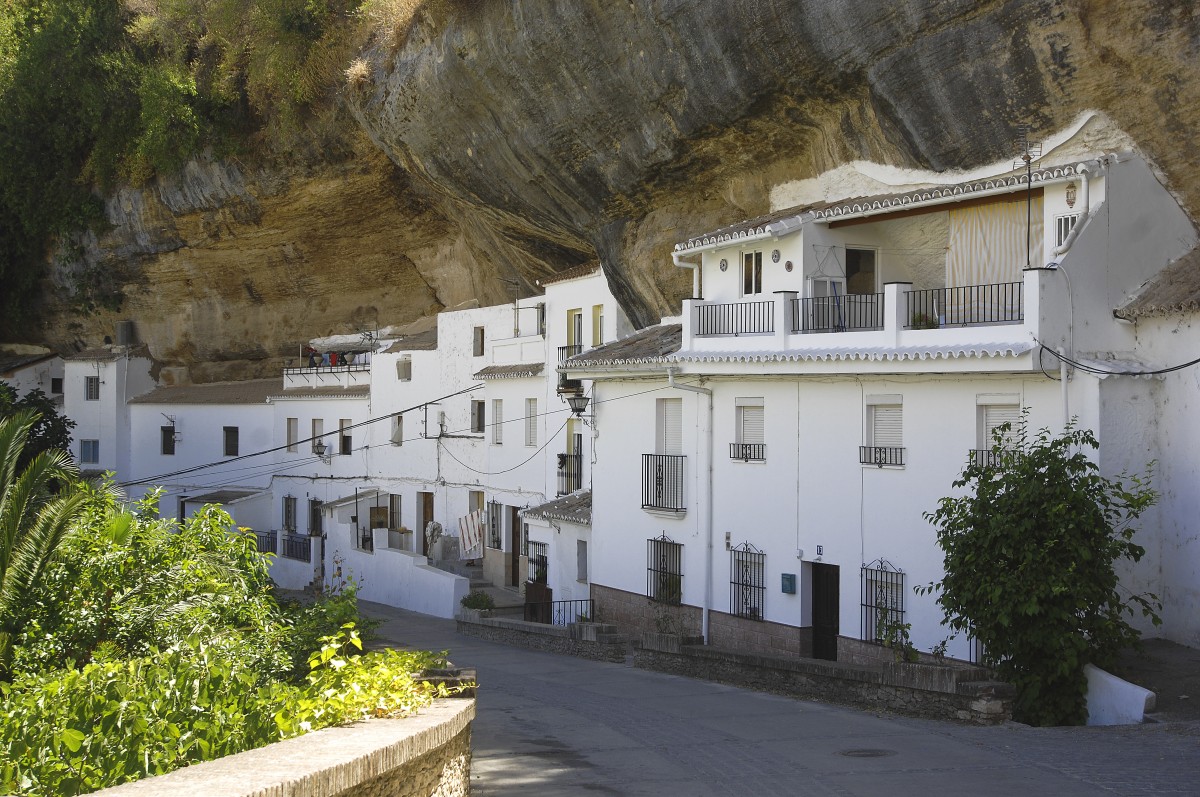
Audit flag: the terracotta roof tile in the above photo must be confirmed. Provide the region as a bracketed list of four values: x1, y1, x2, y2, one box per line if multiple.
[565, 325, 682, 367]
[472, 363, 545, 380]
[523, 489, 591, 525]
[129, 378, 284, 405]
[1117, 246, 1200, 319]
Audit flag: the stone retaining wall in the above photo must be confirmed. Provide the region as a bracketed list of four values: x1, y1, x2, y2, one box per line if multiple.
[635, 636, 1013, 724]
[457, 613, 627, 663]
[709, 609, 814, 658]
[92, 699, 474, 797]
[591, 582, 702, 637]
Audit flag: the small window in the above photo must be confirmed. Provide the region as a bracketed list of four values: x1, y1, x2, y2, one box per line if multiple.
[732, 398, 765, 461]
[1055, 213, 1079, 248]
[655, 397, 682, 456]
[471, 400, 485, 434]
[577, 539, 588, 583]
[283, 495, 297, 532]
[647, 534, 682, 604]
[85, 376, 100, 401]
[730, 542, 765, 620]
[492, 399, 503, 444]
[160, 425, 176, 456]
[80, 439, 99, 464]
[845, 247, 877, 295]
[339, 419, 352, 456]
[469, 490, 485, 515]
[975, 400, 1020, 466]
[391, 414, 404, 446]
[567, 309, 584, 349]
[223, 426, 239, 457]
[396, 357, 412, 381]
[286, 417, 298, 452]
[311, 419, 324, 454]
[388, 494, 402, 530]
[591, 304, 604, 346]
[528, 541, 548, 584]
[741, 252, 763, 296]
[472, 326, 485, 357]
[861, 559, 905, 642]
[861, 395, 903, 466]
[525, 398, 537, 446]
[50, 377, 62, 394]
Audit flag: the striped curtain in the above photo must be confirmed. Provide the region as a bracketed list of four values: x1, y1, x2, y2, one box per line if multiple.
[947, 195, 1043, 288]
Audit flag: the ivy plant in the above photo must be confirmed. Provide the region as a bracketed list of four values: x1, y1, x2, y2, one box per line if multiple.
[922, 419, 1160, 726]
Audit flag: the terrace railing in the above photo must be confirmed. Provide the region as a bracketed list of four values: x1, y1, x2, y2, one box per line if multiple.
[254, 529, 277, 555]
[791, 293, 884, 333]
[693, 300, 775, 336]
[904, 282, 1023, 328]
[281, 532, 311, 562]
[524, 598, 594, 626]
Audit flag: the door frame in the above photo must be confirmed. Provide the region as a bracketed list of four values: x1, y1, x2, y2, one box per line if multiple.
[811, 562, 840, 661]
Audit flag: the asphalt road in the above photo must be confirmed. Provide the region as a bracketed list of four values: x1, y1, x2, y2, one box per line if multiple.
[363, 602, 1200, 796]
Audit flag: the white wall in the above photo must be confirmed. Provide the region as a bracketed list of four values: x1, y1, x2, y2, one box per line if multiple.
[333, 529, 468, 618]
[2, 356, 63, 399]
[64, 352, 154, 476]
[526, 517, 591, 604]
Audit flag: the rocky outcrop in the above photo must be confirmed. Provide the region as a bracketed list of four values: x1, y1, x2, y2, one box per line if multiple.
[28, 0, 1200, 378]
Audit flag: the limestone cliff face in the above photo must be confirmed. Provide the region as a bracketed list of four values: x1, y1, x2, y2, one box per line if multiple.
[31, 0, 1200, 379]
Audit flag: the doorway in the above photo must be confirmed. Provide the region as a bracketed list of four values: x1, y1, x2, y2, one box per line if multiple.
[811, 563, 840, 661]
[417, 491, 434, 555]
[509, 506, 522, 587]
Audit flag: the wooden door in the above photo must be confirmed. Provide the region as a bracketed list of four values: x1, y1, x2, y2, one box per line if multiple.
[811, 563, 840, 661]
[418, 492, 434, 555]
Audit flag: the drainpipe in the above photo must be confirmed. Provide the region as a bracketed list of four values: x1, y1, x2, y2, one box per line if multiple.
[1053, 160, 1101, 258]
[666, 367, 714, 643]
[1058, 348, 1070, 428]
[673, 251, 701, 299]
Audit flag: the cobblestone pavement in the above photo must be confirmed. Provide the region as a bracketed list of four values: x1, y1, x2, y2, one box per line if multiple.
[363, 602, 1200, 796]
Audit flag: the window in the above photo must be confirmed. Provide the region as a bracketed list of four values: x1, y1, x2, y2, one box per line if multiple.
[339, 419, 352, 456]
[730, 542, 765, 620]
[577, 539, 589, 582]
[1055, 213, 1079, 248]
[223, 426, 239, 457]
[283, 495, 297, 532]
[591, 304, 604, 346]
[976, 398, 1020, 466]
[741, 251, 763, 296]
[655, 398, 682, 455]
[732, 397, 765, 461]
[469, 490, 485, 515]
[861, 559, 905, 642]
[525, 398, 537, 446]
[861, 395, 903, 466]
[472, 326, 485, 357]
[80, 439, 99, 464]
[50, 377, 62, 394]
[396, 357, 413, 381]
[311, 419, 324, 453]
[566, 309, 583, 347]
[471, 400, 485, 434]
[286, 418, 298, 452]
[388, 494, 402, 530]
[160, 425, 176, 456]
[845, 247, 877, 295]
[528, 541, 548, 584]
[647, 534, 682, 603]
[85, 375, 100, 401]
[492, 399, 503, 444]
[391, 414, 404, 446]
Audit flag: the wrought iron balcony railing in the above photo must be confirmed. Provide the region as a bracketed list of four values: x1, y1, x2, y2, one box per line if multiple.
[791, 293, 884, 333]
[642, 454, 686, 512]
[729, 443, 766, 462]
[904, 282, 1023, 328]
[859, 446, 906, 467]
[693, 300, 775, 336]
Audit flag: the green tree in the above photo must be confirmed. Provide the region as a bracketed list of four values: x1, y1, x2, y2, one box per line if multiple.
[0, 383, 76, 471]
[923, 421, 1160, 726]
[0, 410, 87, 679]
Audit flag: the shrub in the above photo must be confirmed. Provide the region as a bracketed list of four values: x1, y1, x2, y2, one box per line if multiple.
[460, 590, 494, 610]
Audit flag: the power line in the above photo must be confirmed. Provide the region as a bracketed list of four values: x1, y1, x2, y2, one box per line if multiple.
[1035, 339, 1200, 377]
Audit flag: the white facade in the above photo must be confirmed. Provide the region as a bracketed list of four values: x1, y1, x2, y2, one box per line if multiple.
[63, 346, 155, 476]
[0, 350, 64, 401]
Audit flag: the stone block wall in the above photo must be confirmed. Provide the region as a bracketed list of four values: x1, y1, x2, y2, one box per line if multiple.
[591, 582, 702, 637]
[708, 610, 813, 657]
[457, 614, 627, 663]
[91, 699, 474, 796]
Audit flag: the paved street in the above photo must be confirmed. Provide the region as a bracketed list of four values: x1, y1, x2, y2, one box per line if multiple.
[364, 602, 1200, 796]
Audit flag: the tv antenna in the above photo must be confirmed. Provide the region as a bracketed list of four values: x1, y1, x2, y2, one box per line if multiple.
[1013, 125, 1042, 269]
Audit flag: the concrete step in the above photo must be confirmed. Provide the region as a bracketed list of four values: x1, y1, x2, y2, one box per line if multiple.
[467, 584, 524, 610]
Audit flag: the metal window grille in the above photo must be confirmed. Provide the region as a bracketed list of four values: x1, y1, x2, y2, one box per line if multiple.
[647, 533, 683, 604]
[730, 542, 765, 620]
[282, 496, 297, 532]
[486, 500, 502, 549]
[527, 541, 548, 584]
[859, 446, 906, 466]
[281, 532, 311, 562]
[861, 559, 905, 642]
[85, 376, 99, 401]
[557, 451, 582, 495]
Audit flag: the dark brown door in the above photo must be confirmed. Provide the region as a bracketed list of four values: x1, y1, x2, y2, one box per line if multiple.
[418, 492, 434, 556]
[509, 506, 521, 587]
[811, 563, 840, 661]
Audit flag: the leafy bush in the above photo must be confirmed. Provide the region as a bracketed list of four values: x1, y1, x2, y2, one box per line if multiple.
[923, 420, 1160, 725]
[460, 590, 494, 610]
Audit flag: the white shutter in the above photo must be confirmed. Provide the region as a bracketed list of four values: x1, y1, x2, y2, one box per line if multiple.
[492, 399, 503, 444]
[871, 406, 903, 448]
[983, 404, 1020, 446]
[525, 398, 537, 446]
[739, 405, 765, 445]
[657, 398, 682, 455]
[391, 415, 404, 445]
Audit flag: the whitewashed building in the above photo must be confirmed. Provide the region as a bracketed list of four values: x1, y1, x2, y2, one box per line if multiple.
[62, 345, 155, 477]
[0, 349, 64, 402]
[568, 147, 1200, 660]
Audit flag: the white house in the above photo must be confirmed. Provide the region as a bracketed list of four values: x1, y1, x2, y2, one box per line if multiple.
[62, 345, 155, 477]
[567, 146, 1200, 661]
[0, 348, 64, 402]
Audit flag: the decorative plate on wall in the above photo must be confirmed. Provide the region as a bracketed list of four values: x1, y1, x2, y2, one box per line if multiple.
[784, 260, 794, 272]
[719, 259, 728, 271]
[771, 249, 781, 263]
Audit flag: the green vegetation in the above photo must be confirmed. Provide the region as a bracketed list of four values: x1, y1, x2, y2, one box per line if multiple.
[922, 420, 1160, 726]
[0, 413, 463, 795]
[460, 589, 494, 610]
[0, 384, 76, 472]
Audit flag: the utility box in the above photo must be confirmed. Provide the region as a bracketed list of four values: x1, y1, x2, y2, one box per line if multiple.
[781, 573, 796, 594]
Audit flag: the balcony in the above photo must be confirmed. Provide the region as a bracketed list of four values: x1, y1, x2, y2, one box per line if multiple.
[792, 294, 883, 333]
[254, 529, 277, 554]
[693, 300, 774, 337]
[557, 451, 583, 495]
[729, 443, 766, 462]
[283, 351, 371, 390]
[557, 345, 584, 394]
[642, 454, 686, 512]
[281, 532, 311, 562]
[860, 446, 905, 467]
[905, 282, 1023, 328]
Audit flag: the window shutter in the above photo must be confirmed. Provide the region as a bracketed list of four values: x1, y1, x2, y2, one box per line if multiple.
[983, 404, 1020, 446]
[658, 398, 682, 455]
[396, 358, 412, 380]
[525, 398, 537, 446]
[739, 405, 765, 445]
[871, 406, 903, 448]
[492, 399, 503, 444]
